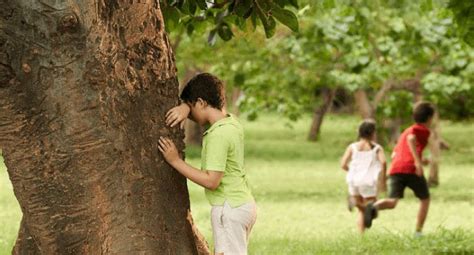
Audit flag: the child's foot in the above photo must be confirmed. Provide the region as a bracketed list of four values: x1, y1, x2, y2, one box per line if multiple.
[363, 202, 378, 228]
[347, 196, 355, 212]
[414, 231, 423, 238]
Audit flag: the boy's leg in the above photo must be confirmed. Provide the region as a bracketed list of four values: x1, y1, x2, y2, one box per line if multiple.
[374, 198, 398, 210]
[408, 175, 431, 233]
[374, 174, 405, 210]
[221, 202, 257, 255]
[211, 205, 227, 255]
[416, 198, 430, 232]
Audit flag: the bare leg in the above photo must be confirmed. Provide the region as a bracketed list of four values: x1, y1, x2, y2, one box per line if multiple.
[353, 196, 365, 233]
[357, 207, 365, 233]
[359, 197, 376, 233]
[416, 198, 430, 232]
[374, 198, 398, 210]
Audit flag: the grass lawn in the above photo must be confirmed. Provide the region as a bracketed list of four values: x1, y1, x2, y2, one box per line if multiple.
[1, 114, 473, 254]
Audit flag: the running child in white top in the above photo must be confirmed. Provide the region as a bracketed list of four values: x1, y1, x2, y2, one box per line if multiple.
[340, 120, 386, 233]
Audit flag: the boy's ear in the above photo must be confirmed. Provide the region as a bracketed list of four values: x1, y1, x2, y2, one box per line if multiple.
[196, 98, 207, 107]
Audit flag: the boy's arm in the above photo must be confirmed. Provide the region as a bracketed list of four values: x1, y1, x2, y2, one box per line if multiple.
[166, 103, 191, 128]
[340, 146, 352, 171]
[158, 137, 224, 190]
[407, 134, 423, 176]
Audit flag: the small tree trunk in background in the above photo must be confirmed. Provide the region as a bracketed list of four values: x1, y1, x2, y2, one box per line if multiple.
[185, 121, 204, 146]
[308, 88, 335, 141]
[428, 112, 442, 187]
[385, 118, 402, 145]
[229, 88, 243, 115]
[0, 0, 208, 253]
[377, 170, 387, 194]
[353, 89, 374, 119]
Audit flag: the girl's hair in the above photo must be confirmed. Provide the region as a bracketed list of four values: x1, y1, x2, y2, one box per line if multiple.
[358, 119, 376, 139]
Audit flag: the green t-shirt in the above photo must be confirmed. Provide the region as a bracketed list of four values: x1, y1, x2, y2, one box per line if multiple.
[201, 114, 254, 207]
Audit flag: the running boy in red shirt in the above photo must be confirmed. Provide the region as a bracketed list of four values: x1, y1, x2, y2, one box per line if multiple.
[364, 102, 435, 236]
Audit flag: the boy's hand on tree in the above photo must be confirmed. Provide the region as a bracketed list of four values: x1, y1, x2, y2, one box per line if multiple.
[158, 137, 180, 166]
[166, 104, 190, 128]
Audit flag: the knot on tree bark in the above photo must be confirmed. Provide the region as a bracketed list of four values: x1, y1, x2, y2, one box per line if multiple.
[58, 13, 80, 33]
[0, 63, 14, 88]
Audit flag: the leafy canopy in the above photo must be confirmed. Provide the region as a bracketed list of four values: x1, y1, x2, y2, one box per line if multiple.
[160, 0, 299, 44]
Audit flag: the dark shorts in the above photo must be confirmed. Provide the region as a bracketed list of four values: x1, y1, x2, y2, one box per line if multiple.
[388, 174, 430, 200]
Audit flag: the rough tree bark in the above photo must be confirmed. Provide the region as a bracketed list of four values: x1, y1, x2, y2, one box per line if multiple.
[308, 87, 335, 141]
[1, 0, 208, 254]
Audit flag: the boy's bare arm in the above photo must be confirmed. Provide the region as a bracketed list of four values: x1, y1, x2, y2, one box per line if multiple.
[158, 137, 224, 190]
[166, 103, 190, 128]
[169, 160, 224, 190]
[340, 146, 352, 171]
[407, 134, 423, 176]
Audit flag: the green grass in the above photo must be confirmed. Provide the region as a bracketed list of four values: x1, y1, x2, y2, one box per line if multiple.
[1, 114, 473, 254]
[0, 156, 21, 254]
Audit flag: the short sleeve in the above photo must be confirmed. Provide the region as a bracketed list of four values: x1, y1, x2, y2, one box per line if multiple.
[202, 132, 229, 172]
[412, 126, 430, 146]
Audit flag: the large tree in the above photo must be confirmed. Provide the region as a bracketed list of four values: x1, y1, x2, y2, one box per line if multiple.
[0, 0, 298, 254]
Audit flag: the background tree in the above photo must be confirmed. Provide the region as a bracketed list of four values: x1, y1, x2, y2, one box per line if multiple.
[176, 0, 473, 137]
[172, 0, 473, 188]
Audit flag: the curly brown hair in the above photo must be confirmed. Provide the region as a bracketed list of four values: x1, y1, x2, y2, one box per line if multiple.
[180, 73, 225, 110]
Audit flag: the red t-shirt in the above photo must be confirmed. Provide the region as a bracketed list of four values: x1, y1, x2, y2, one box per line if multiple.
[389, 124, 431, 175]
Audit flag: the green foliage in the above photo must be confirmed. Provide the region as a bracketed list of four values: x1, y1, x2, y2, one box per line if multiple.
[449, 0, 474, 46]
[160, 0, 299, 44]
[237, 1, 472, 121]
[174, 0, 473, 126]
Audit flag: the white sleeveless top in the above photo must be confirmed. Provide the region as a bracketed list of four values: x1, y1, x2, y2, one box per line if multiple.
[346, 142, 382, 186]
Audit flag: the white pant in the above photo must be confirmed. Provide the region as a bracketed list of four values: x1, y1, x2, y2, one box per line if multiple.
[348, 183, 377, 198]
[211, 201, 257, 255]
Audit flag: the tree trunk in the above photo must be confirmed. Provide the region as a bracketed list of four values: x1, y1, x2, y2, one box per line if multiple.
[0, 1, 208, 254]
[428, 112, 441, 187]
[308, 87, 335, 141]
[228, 88, 242, 115]
[184, 121, 204, 146]
[353, 89, 374, 119]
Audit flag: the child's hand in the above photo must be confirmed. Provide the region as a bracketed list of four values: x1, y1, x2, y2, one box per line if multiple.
[422, 158, 430, 166]
[166, 104, 190, 128]
[158, 137, 180, 166]
[415, 161, 424, 177]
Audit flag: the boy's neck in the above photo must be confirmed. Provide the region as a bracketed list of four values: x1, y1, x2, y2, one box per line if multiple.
[207, 108, 227, 125]
[416, 122, 429, 127]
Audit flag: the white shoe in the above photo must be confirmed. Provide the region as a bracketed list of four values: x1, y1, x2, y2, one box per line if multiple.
[414, 231, 423, 238]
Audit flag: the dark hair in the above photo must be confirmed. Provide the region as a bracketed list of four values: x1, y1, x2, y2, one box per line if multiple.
[358, 120, 376, 139]
[413, 102, 435, 123]
[180, 73, 225, 110]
